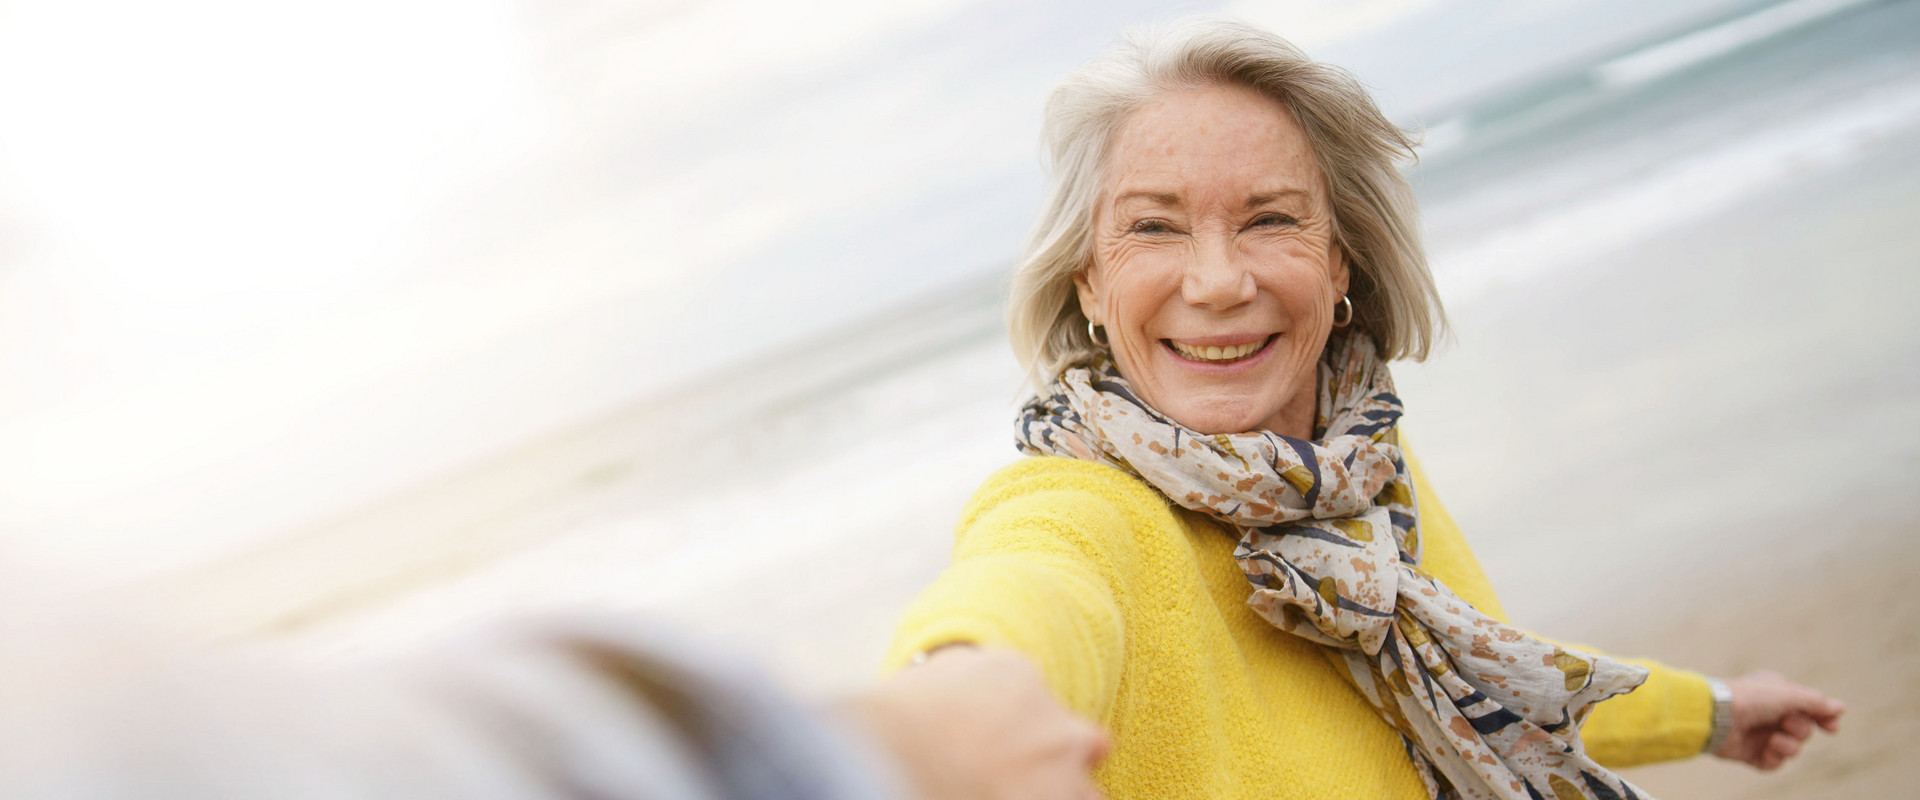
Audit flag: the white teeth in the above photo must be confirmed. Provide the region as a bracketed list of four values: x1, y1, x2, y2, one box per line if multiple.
[1171, 338, 1266, 362]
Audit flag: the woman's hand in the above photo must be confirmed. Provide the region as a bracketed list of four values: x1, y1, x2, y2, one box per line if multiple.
[1711, 670, 1845, 770]
[841, 646, 1109, 800]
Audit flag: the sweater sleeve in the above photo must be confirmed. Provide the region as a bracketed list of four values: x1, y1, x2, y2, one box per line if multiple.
[1569, 653, 1713, 766]
[1405, 448, 1712, 767]
[883, 460, 1136, 723]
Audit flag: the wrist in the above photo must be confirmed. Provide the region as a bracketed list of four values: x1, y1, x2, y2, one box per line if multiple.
[1702, 677, 1735, 755]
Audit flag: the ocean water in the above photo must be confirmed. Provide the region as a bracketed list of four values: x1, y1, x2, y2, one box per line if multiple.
[119, 0, 1920, 693]
[1391, 0, 1920, 629]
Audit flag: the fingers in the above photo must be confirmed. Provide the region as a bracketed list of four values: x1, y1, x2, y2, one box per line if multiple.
[1731, 671, 1845, 728]
[1718, 671, 1846, 772]
[1081, 724, 1112, 768]
[1768, 730, 1803, 759]
[853, 646, 1110, 800]
[1804, 695, 1846, 731]
[1780, 712, 1814, 740]
[1039, 718, 1108, 800]
[1764, 711, 1826, 764]
[1817, 699, 1846, 733]
[1072, 740, 1110, 800]
[1044, 702, 1109, 799]
[1761, 729, 1802, 770]
[1053, 715, 1109, 767]
[1774, 676, 1846, 732]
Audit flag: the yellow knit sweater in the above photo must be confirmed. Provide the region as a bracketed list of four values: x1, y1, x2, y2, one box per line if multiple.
[886, 454, 1711, 799]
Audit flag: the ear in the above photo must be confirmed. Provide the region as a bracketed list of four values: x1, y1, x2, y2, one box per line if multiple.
[1072, 266, 1104, 326]
[1331, 248, 1351, 298]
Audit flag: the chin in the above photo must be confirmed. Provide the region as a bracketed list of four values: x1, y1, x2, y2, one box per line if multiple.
[1160, 398, 1271, 436]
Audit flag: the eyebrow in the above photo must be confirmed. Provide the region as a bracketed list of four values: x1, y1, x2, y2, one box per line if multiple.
[1114, 190, 1181, 206]
[1245, 189, 1312, 208]
[1112, 189, 1312, 209]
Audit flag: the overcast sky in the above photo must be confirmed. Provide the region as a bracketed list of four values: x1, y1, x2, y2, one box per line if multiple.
[0, 0, 1759, 580]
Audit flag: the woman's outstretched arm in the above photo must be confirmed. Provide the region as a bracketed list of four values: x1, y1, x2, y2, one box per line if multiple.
[884, 461, 1135, 722]
[1407, 451, 1843, 769]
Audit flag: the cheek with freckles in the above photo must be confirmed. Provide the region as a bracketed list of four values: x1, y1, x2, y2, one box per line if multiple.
[1081, 245, 1182, 380]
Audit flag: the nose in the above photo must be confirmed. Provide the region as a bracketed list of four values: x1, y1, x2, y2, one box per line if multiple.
[1180, 233, 1256, 311]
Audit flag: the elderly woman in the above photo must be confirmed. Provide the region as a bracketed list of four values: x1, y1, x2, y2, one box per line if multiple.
[885, 18, 1843, 800]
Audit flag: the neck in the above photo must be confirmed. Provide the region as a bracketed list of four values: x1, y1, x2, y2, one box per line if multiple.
[1259, 382, 1319, 440]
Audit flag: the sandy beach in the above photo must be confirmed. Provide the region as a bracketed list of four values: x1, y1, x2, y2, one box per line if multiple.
[1609, 518, 1920, 797]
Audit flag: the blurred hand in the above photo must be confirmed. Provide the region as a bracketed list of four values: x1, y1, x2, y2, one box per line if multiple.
[1711, 670, 1844, 771]
[842, 646, 1108, 800]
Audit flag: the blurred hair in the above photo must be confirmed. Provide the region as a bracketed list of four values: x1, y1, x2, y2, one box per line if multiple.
[1007, 17, 1446, 387]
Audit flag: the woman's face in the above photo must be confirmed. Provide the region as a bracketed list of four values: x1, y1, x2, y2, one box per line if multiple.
[1076, 82, 1348, 437]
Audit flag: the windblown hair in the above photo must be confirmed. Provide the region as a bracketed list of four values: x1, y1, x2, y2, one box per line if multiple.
[1007, 17, 1446, 387]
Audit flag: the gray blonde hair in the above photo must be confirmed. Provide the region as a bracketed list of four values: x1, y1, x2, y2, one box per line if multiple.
[1007, 17, 1445, 387]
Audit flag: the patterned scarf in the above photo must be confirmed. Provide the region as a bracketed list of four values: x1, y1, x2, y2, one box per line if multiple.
[1015, 331, 1654, 800]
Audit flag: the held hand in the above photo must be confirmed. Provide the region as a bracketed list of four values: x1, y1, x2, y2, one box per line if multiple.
[842, 646, 1109, 800]
[1712, 670, 1845, 771]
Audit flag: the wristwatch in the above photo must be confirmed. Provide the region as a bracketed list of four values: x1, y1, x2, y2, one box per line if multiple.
[1702, 677, 1735, 754]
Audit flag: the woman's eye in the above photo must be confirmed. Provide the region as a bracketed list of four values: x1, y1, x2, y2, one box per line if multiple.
[1130, 219, 1173, 234]
[1250, 214, 1298, 228]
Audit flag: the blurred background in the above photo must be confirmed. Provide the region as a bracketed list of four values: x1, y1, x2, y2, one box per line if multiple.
[1, 0, 1914, 796]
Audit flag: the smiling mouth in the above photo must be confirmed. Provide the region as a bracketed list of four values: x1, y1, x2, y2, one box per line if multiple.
[1165, 335, 1276, 364]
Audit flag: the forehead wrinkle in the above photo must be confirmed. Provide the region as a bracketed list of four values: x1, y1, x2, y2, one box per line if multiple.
[1102, 85, 1328, 219]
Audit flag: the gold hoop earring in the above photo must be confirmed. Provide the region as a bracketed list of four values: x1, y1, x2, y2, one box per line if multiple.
[1333, 295, 1353, 327]
[1087, 319, 1110, 348]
